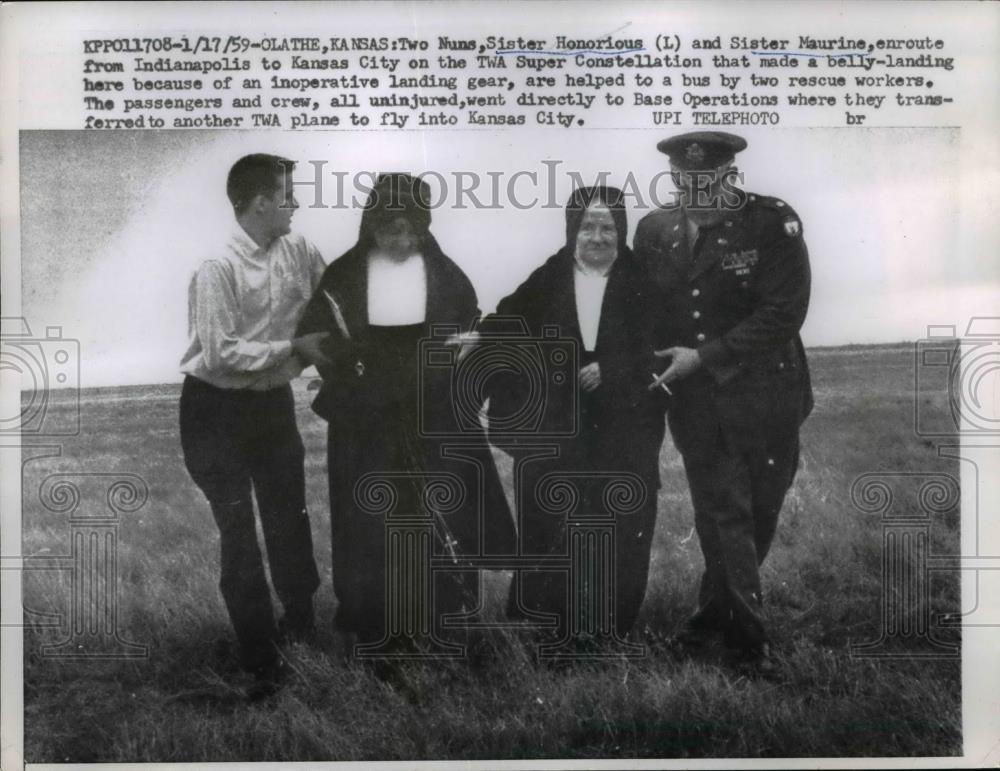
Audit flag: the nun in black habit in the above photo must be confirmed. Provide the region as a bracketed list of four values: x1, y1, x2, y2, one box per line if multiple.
[487, 186, 667, 642]
[296, 173, 515, 652]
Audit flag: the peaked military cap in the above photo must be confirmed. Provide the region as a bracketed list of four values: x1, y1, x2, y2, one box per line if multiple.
[657, 131, 748, 170]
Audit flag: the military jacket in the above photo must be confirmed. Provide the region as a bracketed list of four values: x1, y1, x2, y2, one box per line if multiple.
[634, 193, 814, 458]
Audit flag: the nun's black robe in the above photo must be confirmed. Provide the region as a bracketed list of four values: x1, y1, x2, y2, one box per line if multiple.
[486, 193, 667, 641]
[297, 236, 515, 648]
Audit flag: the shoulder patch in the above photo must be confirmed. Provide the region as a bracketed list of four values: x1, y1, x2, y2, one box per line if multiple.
[749, 193, 803, 238]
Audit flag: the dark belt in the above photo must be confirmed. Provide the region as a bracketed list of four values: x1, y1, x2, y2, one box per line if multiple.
[183, 375, 291, 400]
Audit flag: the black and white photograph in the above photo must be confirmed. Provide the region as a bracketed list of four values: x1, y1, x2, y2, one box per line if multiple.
[1, 1, 998, 768]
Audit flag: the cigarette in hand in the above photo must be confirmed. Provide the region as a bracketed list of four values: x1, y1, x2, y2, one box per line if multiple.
[651, 374, 673, 395]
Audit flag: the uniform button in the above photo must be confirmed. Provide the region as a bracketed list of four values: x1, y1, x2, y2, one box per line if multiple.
[779, 362, 786, 370]
[696, 333, 706, 342]
[671, 241, 680, 249]
[673, 224, 680, 232]
[776, 200, 785, 208]
[725, 220, 733, 227]
[717, 238, 728, 245]
[691, 288, 700, 297]
[767, 458, 775, 466]
[692, 310, 701, 319]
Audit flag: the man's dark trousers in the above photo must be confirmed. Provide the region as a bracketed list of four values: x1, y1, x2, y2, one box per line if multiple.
[180, 375, 320, 670]
[678, 411, 801, 650]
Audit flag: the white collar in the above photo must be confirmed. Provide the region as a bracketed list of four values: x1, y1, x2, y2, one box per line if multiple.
[230, 220, 286, 263]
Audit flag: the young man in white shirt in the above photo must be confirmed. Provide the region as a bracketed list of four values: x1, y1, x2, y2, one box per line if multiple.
[179, 154, 330, 689]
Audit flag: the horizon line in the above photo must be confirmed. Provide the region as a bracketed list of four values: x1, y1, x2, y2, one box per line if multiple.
[17, 339, 939, 394]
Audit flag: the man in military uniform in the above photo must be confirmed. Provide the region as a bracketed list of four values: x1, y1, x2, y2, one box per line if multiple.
[635, 131, 813, 667]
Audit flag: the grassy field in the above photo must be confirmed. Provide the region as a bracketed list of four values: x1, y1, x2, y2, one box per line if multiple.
[21, 344, 961, 762]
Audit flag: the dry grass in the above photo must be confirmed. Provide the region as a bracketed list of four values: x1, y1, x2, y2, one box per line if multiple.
[22, 344, 961, 761]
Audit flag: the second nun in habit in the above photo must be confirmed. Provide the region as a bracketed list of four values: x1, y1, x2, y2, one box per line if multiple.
[487, 186, 667, 644]
[296, 173, 516, 654]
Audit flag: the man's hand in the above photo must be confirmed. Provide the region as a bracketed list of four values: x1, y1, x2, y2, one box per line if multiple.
[649, 346, 701, 390]
[579, 362, 602, 393]
[292, 331, 333, 369]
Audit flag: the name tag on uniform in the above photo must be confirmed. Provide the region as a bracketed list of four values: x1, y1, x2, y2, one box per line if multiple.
[720, 249, 758, 276]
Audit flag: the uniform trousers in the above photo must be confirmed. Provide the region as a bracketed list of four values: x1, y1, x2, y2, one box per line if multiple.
[678, 418, 800, 651]
[179, 375, 320, 670]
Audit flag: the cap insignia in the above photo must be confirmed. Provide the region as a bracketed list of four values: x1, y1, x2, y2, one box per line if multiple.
[685, 143, 706, 164]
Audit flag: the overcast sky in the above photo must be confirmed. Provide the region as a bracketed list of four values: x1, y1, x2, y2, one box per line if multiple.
[19, 128, 998, 387]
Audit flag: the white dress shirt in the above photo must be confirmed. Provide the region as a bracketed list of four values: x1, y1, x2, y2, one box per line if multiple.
[366, 252, 427, 326]
[573, 266, 610, 352]
[180, 225, 326, 390]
